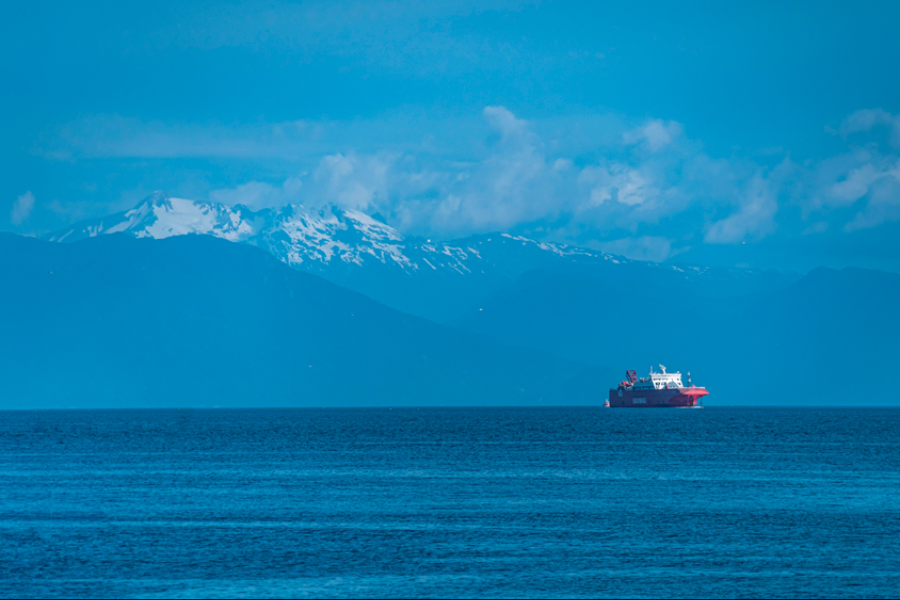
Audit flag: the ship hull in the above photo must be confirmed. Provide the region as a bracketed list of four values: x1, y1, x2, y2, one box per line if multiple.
[608, 386, 708, 408]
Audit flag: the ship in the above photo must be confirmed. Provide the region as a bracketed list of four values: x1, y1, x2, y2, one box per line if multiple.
[607, 365, 708, 408]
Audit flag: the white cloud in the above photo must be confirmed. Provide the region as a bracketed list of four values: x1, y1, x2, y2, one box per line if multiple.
[597, 236, 673, 262]
[43, 115, 331, 161]
[838, 108, 900, 146]
[11, 192, 35, 225]
[831, 164, 881, 204]
[552, 158, 572, 171]
[483, 106, 529, 138]
[39, 111, 512, 164]
[37, 105, 900, 256]
[209, 177, 304, 210]
[843, 160, 900, 232]
[578, 164, 656, 208]
[196, 107, 779, 252]
[705, 175, 779, 244]
[806, 148, 900, 231]
[401, 106, 557, 233]
[201, 106, 568, 234]
[311, 153, 395, 212]
[623, 119, 684, 152]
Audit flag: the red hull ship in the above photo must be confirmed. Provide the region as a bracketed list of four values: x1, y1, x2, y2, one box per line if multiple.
[607, 365, 708, 408]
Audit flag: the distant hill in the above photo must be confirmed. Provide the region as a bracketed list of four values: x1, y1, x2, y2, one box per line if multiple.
[47, 192, 798, 323]
[455, 266, 900, 405]
[34, 193, 900, 406]
[0, 234, 603, 409]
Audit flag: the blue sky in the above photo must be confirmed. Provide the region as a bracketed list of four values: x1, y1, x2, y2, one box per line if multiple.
[3, 1, 900, 270]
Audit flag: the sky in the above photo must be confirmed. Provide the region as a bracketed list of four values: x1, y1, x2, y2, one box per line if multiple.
[3, 0, 900, 271]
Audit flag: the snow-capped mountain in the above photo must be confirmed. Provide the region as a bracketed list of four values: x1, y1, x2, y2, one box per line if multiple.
[46, 191, 606, 275]
[13, 209, 900, 408]
[47, 192, 412, 269]
[46, 192, 796, 322]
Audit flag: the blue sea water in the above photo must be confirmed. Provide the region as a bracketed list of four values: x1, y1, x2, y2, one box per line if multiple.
[1, 407, 899, 599]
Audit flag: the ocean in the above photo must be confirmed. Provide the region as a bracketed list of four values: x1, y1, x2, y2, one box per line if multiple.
[1, 407, 898, 598]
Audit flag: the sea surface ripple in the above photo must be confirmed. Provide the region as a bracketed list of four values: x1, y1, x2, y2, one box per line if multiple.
[1, 407, 898, 598]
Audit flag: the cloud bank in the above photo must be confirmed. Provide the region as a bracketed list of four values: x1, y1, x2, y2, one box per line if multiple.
[36, 106, 900, 261]
[10, 192, 35, 226]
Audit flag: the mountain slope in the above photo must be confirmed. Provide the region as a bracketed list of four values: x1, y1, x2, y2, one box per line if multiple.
[46, 192, 799, 322]
[455, 266, 900, 405]
[0, 233, 602, 409]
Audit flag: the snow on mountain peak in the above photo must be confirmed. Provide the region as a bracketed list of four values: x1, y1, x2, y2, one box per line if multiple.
[45, 193, 631, 280]
[133, 197, 254, 242]
[46, 194, 423, 272]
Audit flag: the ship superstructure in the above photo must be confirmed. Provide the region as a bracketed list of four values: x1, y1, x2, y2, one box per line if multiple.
[607, 365, 708, 408]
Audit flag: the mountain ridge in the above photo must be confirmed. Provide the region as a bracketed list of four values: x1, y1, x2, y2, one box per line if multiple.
[455, 263, 900, 404]
[0, 232, 606, 409]
[46, 193, 800, 322]
[45, 191, 608, 275]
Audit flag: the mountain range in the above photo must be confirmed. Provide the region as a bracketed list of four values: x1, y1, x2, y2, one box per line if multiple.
[9, 192, 899, 406]
[46, 193, 798, 323]
[0, 233, 601, 409]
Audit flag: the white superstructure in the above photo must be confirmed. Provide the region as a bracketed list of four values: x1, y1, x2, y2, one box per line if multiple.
[632, 365, 684, 390]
